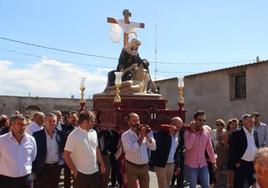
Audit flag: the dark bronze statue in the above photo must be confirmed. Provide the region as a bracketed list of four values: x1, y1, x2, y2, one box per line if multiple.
[104, 39, 157, 94]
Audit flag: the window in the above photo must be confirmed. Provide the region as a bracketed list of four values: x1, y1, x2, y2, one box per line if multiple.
[230, 72, 246, 100]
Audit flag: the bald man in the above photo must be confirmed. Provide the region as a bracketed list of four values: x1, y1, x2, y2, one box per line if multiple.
[121, 113, 156, 188]
[152, 116, 183, 188]
[252, 147, 268, 188]
[25, 112, 45, 135]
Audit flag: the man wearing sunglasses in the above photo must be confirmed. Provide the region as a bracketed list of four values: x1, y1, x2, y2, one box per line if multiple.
[184, 111, 216, 188]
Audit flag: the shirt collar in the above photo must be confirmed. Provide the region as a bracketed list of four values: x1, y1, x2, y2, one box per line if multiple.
[8, 131, 26, 142]
[78, 126, 90, 134]
[243, 126, 253, 135]
[45, 128, 56, 138]
[32, 121, 42, 127]
[256, 182, 261, 188]
[8, 131, 13, 139]
[129, 129, 139, 137]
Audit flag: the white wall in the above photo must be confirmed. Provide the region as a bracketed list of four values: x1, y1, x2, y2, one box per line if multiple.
[184, 62, 268, 127]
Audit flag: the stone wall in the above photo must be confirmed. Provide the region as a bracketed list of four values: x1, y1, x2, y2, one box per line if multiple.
[0, 95, 93, 116]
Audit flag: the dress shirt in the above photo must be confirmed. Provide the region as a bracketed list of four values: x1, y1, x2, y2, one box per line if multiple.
[166, 134, 178, 163]
[241, 127, 257, 162]
[211, 129, 226, 146]
[254, 122, 268, 147]
[184, 128, 216, 168]
[45, 130, 59, 164]
[65, 127, 99, 174]
[25, 122, 43, 135]
[256, 182, 260, 188]
[0, 132, 37, 177]
[121, 129, 156, 165]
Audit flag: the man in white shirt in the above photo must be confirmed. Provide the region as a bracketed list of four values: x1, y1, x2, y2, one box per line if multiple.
[229, 114, 259, 188]
[151, 117, 183, 188]
[33, 113, 64, 188]
[121, 113, 156, 188]
[25, 112, 45, 135]
[0, 114, 37, 188]
[64, 110, 106, 188]
[52, 110, 63, 131]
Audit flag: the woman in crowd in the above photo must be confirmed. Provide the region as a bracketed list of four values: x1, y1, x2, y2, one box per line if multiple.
[224, 118, 239, 188]
[211, 119, 226, 184]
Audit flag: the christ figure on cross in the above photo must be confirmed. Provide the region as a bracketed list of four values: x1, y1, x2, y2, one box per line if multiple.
[107, 9, 144, 48]
[105, 9, 157, 94]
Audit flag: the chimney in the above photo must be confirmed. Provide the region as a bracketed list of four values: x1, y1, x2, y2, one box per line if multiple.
[256, 56, 260, 62]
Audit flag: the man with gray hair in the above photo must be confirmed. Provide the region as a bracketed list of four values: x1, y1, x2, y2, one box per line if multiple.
[25, 112, 45, 135]
[33, 113, 64, 188]
[252, 147, 268, 188]
[252, 112, 268, 147]
[0, 114, 37, 187]
[229, 114, 259, 188]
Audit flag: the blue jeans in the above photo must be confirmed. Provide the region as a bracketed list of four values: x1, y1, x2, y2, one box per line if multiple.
[185, 165, 209, 188]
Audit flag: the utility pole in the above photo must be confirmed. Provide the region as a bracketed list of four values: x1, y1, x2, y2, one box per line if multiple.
[154, 24, 158, 80]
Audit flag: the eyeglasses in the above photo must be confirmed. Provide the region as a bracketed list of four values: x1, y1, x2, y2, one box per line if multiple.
[197, 119, 206, 122]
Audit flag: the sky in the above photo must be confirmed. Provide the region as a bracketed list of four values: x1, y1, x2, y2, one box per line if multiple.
[1, 0, 268, 98]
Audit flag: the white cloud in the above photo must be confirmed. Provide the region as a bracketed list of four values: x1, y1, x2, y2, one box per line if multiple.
[0, 58, 108, 98]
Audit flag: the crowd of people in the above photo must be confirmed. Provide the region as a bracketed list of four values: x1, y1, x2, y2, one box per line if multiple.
[0, 110, 268, 188]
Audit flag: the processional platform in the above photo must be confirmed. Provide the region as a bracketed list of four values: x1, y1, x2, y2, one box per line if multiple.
[93, 93, 185, 131]
[92, 9, 185, 132]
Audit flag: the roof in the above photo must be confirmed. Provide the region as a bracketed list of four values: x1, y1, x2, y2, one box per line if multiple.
[185, 59, 268, 78]
[154, 77, 178, 83]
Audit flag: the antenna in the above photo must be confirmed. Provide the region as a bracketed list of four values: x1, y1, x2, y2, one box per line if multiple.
[154, 23, 158, 80]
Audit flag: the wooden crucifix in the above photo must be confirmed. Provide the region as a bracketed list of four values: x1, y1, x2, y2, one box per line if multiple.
[107, 9, 145, 48]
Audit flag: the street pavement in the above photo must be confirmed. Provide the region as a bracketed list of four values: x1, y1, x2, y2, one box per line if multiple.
[58, 169, 227, 188]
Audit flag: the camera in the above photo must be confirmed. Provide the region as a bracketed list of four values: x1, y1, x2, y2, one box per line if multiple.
[135, 123, 151, 134]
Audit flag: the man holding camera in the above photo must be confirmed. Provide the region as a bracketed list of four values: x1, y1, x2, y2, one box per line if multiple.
[121, 113, 156, 188]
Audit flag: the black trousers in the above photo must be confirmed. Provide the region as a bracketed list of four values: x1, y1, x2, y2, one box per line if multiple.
[34, 164, 61, 188]
[0, 174, 33, 188]
[110, 155, 121, 186]
[64, 164, 72, 188]
[73, 171, 100, 188]
[234, 160, 255, 188]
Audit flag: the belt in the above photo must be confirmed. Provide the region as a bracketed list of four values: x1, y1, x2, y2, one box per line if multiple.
[240, 159, 253, 164]
[44, 163, 58, 167]
[0, 174, 31, 180]
[126, 160, 148, 168]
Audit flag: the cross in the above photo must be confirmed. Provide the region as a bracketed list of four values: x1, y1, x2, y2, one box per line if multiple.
[107, 9, 145, 48]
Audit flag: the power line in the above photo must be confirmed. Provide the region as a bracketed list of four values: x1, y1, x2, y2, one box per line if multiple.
[150, 59, 255, 65]
[0, 47, 253, 75]
[0, 36, 255, 65]
[0, 53, 192, 74]
[0, 36, 118, 60]
[0, 48, 115, 69]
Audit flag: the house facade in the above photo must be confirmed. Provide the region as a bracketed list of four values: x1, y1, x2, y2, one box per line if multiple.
[155, 60, 268, 127]
[184, 60, 268, 126]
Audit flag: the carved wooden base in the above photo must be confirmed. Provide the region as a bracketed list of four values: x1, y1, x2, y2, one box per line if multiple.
[93, 94, 185, 131]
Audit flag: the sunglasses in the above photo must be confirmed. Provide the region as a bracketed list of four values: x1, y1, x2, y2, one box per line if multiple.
[197, 119, 206, 122]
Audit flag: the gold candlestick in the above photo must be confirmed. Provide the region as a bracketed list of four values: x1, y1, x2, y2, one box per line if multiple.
[80, 77, 86, 111]
[178, 77, 184, 111]
[114, 72, 122, 103]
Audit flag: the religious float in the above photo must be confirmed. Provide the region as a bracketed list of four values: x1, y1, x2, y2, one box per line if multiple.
[90, 9, 186, 131]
